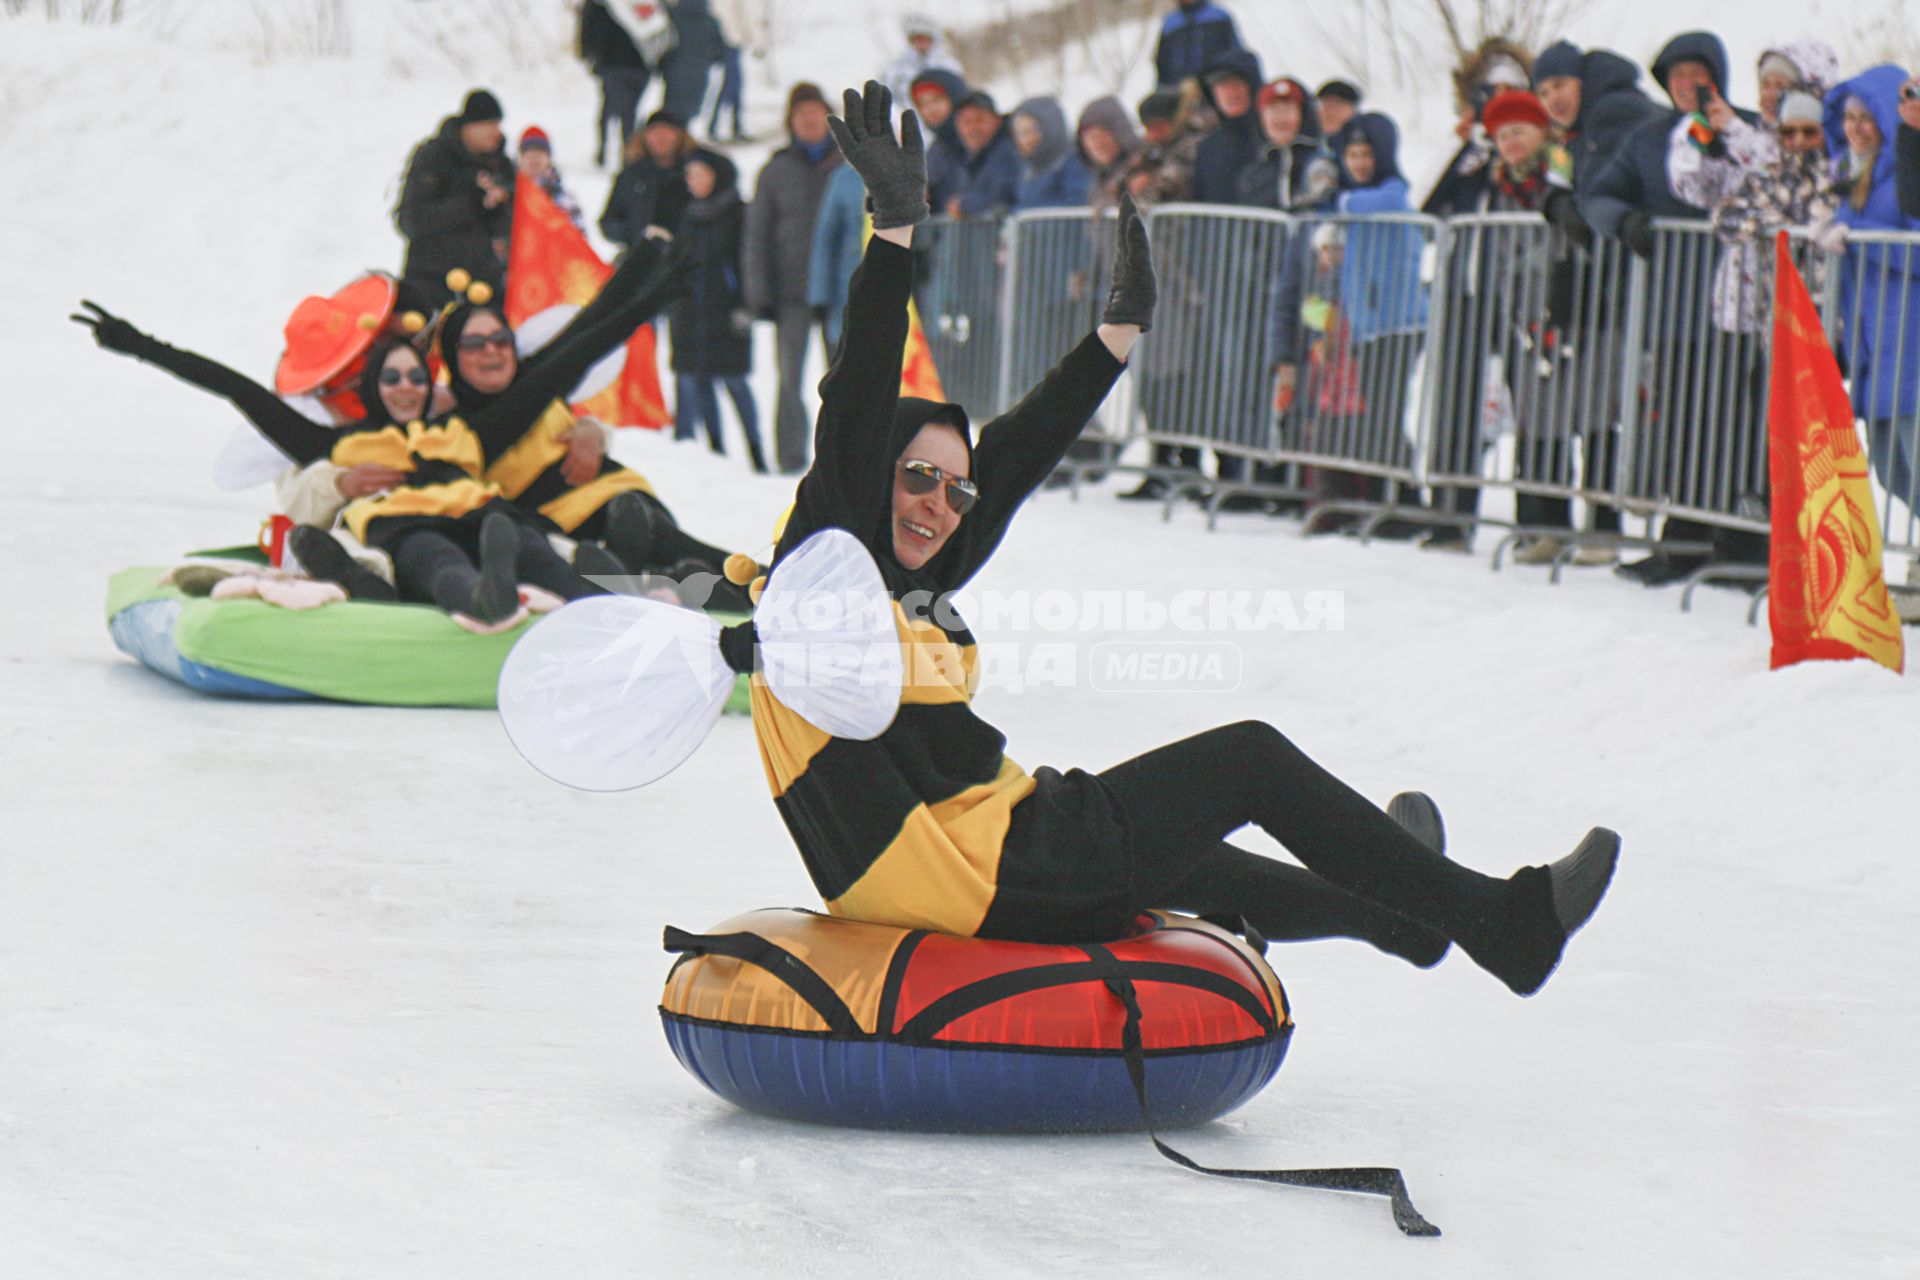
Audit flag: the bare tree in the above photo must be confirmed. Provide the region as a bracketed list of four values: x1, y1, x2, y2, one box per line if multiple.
[1310, 0, 1592, 101]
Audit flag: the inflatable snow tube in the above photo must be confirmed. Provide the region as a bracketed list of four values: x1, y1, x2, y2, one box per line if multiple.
[659, 909, 1292, 1133]
[106, 565, 753, 711]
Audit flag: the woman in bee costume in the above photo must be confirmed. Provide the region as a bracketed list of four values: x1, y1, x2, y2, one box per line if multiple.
[513, 85, 1620, 997]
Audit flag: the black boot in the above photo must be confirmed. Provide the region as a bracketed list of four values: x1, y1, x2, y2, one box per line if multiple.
[469, 513, 522, 623]
[1381, 792, 1451, 968]
[746, 439, 770, 475]
[602, 491, 661, 570]
[1456, 828, 1621, 997]
[288, 525, 396, 603]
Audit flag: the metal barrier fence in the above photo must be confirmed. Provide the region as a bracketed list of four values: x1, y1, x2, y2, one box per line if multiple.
[910, 205, 1920, 568]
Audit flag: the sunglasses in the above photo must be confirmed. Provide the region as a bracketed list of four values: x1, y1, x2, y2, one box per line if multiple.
[899, 459, 979, 515]
[1779, 125, 1823, 142]
[455, 330, 515, 353]
[378, 366, 431, 387]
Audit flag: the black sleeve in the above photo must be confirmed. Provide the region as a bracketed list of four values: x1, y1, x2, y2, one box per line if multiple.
[775, 237, 914, 562]
[1898, 124, 1920, 221]
[466, 244, 671, 460]
[125, 336, 337, 465]
[396, 143, 478, 240]
[940, 333, 1124, 589]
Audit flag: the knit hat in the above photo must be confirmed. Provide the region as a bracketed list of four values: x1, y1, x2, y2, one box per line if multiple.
[1257, 78, 1308, 111]
[1531, 40, 1583, 86]
[786, 82, 828, 125]
[1757, 52, 1799, 84]
[1315, 79, 1361, 105]
[1777, 90, 1823, 126]
[902, 13, 938, 38]
[458, 89, 504, 125]
[1138, 89, 1181, 124]
[644, 108, 686, 131]
[1483, 89, 1549, 134]
[955, 89, 999, 116]
[518, 125, 551, 153]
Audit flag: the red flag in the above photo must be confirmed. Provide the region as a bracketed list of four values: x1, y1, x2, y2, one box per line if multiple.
[1767, 233, 1904, 673]
[505, 173, 669, 428]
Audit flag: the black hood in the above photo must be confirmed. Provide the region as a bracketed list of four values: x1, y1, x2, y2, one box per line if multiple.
[881, 396, 974, 583]
[1335, 112, 1401, 186]
[1651, 31, 1728, 100]
[1580, 48, 1644, 106]
[438, 302, 512, 413]
[1202, 47, 1264, 116]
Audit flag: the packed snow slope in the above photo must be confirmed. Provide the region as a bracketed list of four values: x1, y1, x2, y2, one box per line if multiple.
[2, 12, 1918, 1279]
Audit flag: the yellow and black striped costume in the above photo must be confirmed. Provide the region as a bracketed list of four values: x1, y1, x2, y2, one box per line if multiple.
[752, 238, 1127, 941]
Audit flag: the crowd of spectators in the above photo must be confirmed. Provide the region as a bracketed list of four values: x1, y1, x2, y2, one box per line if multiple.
[388, 2, 1920, 596]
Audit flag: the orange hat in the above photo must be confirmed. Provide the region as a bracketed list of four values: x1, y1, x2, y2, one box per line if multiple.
[273, 273, 400, 396]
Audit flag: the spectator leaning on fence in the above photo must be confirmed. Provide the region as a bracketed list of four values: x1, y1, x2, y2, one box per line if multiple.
[1011, 97, 1091, 210]
[1153, 0, 1243, 93]
[394, 89, 515, 308]
[1424, 43, 1532, 221]
[1234, 77, 1332, 212]
[1827, 65, 1920, 519]
[1533, 41, 1664, 201]
[744, 82, 845, 474]
[882, 14, 964, 108]
[1189, 48, 1264, 204]
[938, 91, 1023, 219]
[1668, 40, 1839, 218]
[1706, 89, 1841, 337]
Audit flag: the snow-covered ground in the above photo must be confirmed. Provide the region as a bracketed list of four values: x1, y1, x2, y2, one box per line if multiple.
[4, 7, 1919, 1277]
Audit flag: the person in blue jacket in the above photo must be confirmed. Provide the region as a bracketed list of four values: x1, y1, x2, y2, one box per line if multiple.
[1011, 96, 1091, 210]
[808, 161, 867, 349]
[1153, 0, 1242, 92]
[1828, 65, 1920, 518]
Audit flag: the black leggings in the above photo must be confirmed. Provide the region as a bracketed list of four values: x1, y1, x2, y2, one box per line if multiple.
[1101, 722, 1515, 959]
[386, 517, 605, 615]
[572, 491, 731, 573]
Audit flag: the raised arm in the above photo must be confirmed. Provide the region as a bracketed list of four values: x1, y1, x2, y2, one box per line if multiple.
[70, 301, 338, 465]
[779, 82, 930, 556]
[465, 245, 684, 461]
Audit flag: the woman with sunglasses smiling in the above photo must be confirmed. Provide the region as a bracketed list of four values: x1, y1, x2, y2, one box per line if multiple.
[740, 84, 1618, 998]
[72, 250, 687, 627]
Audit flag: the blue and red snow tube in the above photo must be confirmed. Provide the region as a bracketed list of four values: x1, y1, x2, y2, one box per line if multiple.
[658, 908, 1292, 1133]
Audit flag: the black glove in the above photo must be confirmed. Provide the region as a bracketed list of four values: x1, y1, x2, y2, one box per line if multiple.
[1617, 210, 1657, 260]
[1101, 192, 1157, 332]
[826, 80, 927, 230]
[69, 300, 150, 356]
[1543, 189, 1593, 251]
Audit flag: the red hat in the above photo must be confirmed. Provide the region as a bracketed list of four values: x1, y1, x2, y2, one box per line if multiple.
[273, 273, 399, 398]
[1257, 78, 1308, 111]
[1483, 89, 1549, 134]
[519, 125, 551, 152]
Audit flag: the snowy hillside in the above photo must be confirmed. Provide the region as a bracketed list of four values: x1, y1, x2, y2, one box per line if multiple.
[3, 5, 1919, 1278]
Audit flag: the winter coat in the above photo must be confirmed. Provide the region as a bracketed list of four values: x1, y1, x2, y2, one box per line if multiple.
[1580, 33, 1758, 237]
[1012, 97, 1092, 210]
[1189, 47, 1265, 204]
[669, 187, 753, 376]
[1235, 127, 1332, 212]
[1563, 50, 1665, 192]
[1708, 151, 1839, 334]
[1124, 129, 1202, 207]
[1826, 65, 1920, 420]
[882, 37, 964, 108]
[1667, 39, 1836, 217]
[394, 118, 515, 300]
[1153, 2, 1242, 90]
[1899, 124, 1920, 220]
[937, 123, 1022, 218]
[807, 162, 867, 346]
[599, 144, 734, 250]
[1332, 114, 1428, 342]
[909, 68, 969, 206]
[579, 1, 644, 70]
[743, 139, 844, 311]
[660, 0, 724, 124]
